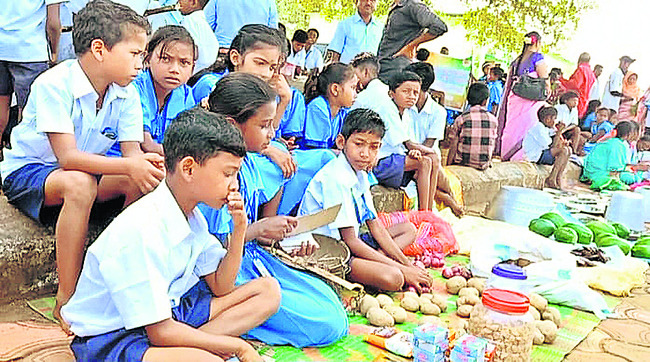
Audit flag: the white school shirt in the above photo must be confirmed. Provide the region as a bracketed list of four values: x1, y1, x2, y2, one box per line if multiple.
[61, 181, 227, 337]
[0, 0, 67, 62]
[352, 78, 390, 111]
[589, 78, 601, 101]
[602, 68, 624, 111]
[522, 121, 552, 162]
[0, 60, 143, 177]
[406, 93, 447, 155]
[298, 153, 378, 239]
[180, 10, 220, 74]
[304, 46, 324, 71]
[555, 103, 579, 126]
[376, 100, 412, 160]
[285, 49, 306, 68]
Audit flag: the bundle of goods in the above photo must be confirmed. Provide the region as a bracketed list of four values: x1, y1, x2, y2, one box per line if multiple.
[379, 211, 459, 257]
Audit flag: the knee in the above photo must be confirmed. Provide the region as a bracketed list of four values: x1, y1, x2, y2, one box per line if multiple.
[403, 223, 417, 241]
[381, 268, 405, 291]
[62, 172, 97, 204]
[258, 277, 281, 313]
[418, 155, 432, 170]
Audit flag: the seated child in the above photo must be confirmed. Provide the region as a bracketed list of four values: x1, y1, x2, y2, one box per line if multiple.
[281, 29, 307, 78]
[351, 54, 390, 109]
[299, 108, 432, 292]
[523, 105, 571, 189]
[301, 62, 358, 149]
[0, 0, 165, 329]
[587, 107, 615, 143]
[176, 0, 219, 73]
[486, 66, 504, 114]
[555, 90, 586, 155]
[580, 99, 601, 131]
[447, 83, 498, 171]
[108, 25, 197, 156]
[201, 73, 348, 348]
[62, 108, 279, 362]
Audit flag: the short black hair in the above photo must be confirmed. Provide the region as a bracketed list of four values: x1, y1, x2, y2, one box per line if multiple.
[146, 25, 197, 63]
[351, 53, 379, 73]
[490, 66, 504, 78]
[559, 90, 579, 105]
[388, 70, 421, 91]
[416, 48, 430, 62]
[163, 108, 246, 173]
[467, 82, 490, 106]
[73, 0, 151, 56]
[307, 28, 319, 38]
[208, 72, 277, 124]
[615, 121, 634, 139]
[341, 108, 385, 139]
[292, 29, 308, 43]
[537, 105, 558, 122]
[405, 62, 435, 91]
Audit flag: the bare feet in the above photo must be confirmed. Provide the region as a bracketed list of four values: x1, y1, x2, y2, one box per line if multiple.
[436, 191, 466, 217]
[53, 294, 73, 335]
[545, 177, 560, 190]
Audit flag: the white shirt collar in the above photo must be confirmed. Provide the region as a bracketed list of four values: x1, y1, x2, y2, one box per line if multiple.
[70, 60, 131, 101]
[332, 152, 373, 191]
[151, 180, 196, 246]
[411, 93, 436, 115]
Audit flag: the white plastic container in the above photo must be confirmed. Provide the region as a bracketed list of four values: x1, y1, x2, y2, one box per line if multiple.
[485, 186, 556, 227]
[486, 263, 530, 297]
[634, 186, 650, 222]
[605, 191, 645, 232]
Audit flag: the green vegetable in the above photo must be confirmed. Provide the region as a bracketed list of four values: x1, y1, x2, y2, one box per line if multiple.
[563, 223, 595, 245]
[616, 239, 631, 255]
[596, 234, 622, 248]
[595, 232, 617, 244]
[529, 218, 557, 237]
[611, 223, 630, 239]
[539, 212, 566, 228]
[554, 227, 578, 244]
[586, 221, 617, 238]
[632, 244, 650, 258]
[635, 237, 650, 247]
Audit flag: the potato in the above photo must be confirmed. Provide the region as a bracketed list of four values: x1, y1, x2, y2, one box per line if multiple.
[375, 294, 393, 308]
[446, 276, 467, 295]
[360, 295, 380, 315]
[533, 327, 545, 345]
[384, 305, 408, 324]
[458, 287, 480, 299]
[456, 304, 473, 317]
[420, 293, 434, 301]
[467, 278, 486, 294]
[418, 315, 442, 326]
[404, 291, 419, 300]
[529, 306, 541, 321]
[400, 296, 420, 312]
[535, 320, 558, 344]
[542, 307, 561, 328]
[463, 294, 480, 306]
[420, 301, 441, 316]
[366, 307, 395, 327]
[431, 294, 448, 312]
[529, 293, 548, 312]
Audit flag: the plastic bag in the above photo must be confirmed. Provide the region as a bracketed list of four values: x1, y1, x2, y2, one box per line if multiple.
[378, 211, 459, 256]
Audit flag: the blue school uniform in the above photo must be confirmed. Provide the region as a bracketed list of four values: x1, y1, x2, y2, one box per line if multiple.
[199, 154, 348, 348]
[301, 95, 349, 149]
[107, 69, 196, 156]
[191, 70, 227, 102]
[591, 120, 615, 136]
[276, 87, 306, 139]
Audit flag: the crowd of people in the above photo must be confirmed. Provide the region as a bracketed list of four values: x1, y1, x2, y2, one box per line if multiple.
[1, 0, 649, 361]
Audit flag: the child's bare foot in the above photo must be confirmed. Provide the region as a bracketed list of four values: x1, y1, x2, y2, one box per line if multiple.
[438, 192, 465, 217]
[545, 177, 560, 190]
[53, 295, 73, 335]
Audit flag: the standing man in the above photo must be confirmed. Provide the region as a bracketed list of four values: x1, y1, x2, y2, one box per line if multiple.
[377, 0, 448, 80]
[204, 0, 278, 49]
[327, 0, 383, 64]
[602, 56, 635, 113]
[567, 52, 596, 118]
[589, 64, 603, 101]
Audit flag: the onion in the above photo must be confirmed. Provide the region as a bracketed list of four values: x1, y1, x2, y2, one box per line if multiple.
[414, 260, 426, 269]
[408, 286, 418, 293]
[442, 267, 454, 279]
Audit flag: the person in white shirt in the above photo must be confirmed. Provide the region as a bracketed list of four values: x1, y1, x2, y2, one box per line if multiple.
[555, 90, 586, 155]
[281, 29, 307, 78]
[589, 64, 603, 101]
[523, 105, 571, 189]
[327, 0, 383, 64]
[602, 56, 635, 112]
[62, 108, 280, 361]
[303, 28, 324, 72]
[177, 0, 219, 74]
[351, 54, 391, 110]
[299, 108, 430, 292]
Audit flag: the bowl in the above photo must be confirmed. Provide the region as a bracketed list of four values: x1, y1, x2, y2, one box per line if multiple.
[485, 186, 556, 227]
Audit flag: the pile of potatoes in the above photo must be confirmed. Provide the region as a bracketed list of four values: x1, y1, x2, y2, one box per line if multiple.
[359, 292, 449, 327]
[444, 276, 486, 318]
[528, 293, 561, 345]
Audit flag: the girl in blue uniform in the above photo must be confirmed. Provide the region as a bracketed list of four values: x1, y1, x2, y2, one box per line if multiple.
[107, 25, 197, 156]
[199, 73, 348, 348]
[301, 63, 358, 149]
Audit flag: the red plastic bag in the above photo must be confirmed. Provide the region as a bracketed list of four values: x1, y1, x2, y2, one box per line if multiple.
[378, 211, 459, 256]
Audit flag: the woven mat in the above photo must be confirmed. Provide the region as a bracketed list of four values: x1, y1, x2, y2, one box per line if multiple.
[0, 321, 73, 362]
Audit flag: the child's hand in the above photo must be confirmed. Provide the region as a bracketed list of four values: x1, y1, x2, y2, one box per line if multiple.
[290, 241, 319, 257]
[255, 216, 298, 240]
[401, 265, 432, 293]
[227, 191, 247, 230]
[200, 97, 209, 110]
[127, 153, 165, 194]
[269, 72, 292, 103]
[408, 149, 422, 160]
[284, 137, 298, 151]
[264, 146, 297, 178]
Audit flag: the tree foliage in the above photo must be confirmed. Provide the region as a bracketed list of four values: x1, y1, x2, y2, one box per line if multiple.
[460, 0, 594, 56]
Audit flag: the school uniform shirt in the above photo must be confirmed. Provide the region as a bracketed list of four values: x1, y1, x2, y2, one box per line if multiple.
[304, 46, 324, 71]
[522, 121, 552, 162]
[486, 80, 503, 112]
[179, 10, 219, 74]
[555, 104, 579, 127]
[0, 60, 143, 178]
[602, 68, 625, 111]
[301, 96, 349, 149]
[327, 12, 384, 64]
[285, 49, 306, 68]
[61, 181, 227, 337]
[406, 93, 447, 155]
[191, 71, 227, 102]
[0, 0, 67, 62]
[591, 120, 615, 136]
[352, 78, 390, 111]
[277, 87, 306, 139]
[299, 153, 378, 239]
[204, 0, 278, 48]
[375, 99, 412, 160]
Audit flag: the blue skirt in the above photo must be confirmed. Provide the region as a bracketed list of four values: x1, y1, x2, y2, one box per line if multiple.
[238, 242, 348, 347]
[278, 148, 336, 215]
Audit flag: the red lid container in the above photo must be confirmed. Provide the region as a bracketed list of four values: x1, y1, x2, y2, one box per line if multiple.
[481, 289, 530, 314]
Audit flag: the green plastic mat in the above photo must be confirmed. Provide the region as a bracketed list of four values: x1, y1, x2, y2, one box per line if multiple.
[26, 296, 56, 323]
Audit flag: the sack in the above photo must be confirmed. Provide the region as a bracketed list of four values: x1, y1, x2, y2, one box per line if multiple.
[512, 74, 548, 101]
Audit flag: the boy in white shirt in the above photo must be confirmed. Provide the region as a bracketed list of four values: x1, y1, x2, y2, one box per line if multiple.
[0, 0, 165, 329]
[62, 108, 279, 362]
[523, 105, 571, 189]
[281, 29, 307, 78]
[351, 54, 390, 109]
[299, 108, 431, 292]
[555, 90, 586, 155]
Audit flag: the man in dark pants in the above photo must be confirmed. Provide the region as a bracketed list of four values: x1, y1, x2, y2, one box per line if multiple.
[377, 0, 447, 81]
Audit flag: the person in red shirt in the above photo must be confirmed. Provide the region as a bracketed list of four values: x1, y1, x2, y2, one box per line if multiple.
[567, 52, 596, 118]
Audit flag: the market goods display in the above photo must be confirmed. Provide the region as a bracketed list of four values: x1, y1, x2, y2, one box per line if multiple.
[570, 246, 610, 264]
[467, 278, 486, 294]
[539, 212, 567, 228]
[441, 265, 472, 279]
[360, 295, 380, 315]
[528, 218, 556, 237]
[585, 220, 617, 238]
[611, 222, 630, 239]
[366, 307, 394, 327]
[360, 292, 451, 326]
[563, 223, 595, 244]
[446, 276, 467, 294]
[554, 226, 578, 244]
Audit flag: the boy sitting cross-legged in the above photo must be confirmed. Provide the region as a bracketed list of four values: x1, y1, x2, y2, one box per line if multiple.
[0, 0, 166, 328]
[62, 108, 280, 362]
[299, 108, 432, 292]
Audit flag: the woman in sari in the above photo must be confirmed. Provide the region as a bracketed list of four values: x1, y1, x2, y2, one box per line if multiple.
[635, 86, 650, 136]
[618, 72, 642, 123]
[497, 31, 550, 160]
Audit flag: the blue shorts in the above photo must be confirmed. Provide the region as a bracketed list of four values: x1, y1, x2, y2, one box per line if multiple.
[359, 233, 380, 250]
[1, 163, 59, 221]
[537, 149, 555, 165]
[0, 60, 49, 108]
[70, 279, 213, 362]
[373, 154, 414, 189]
